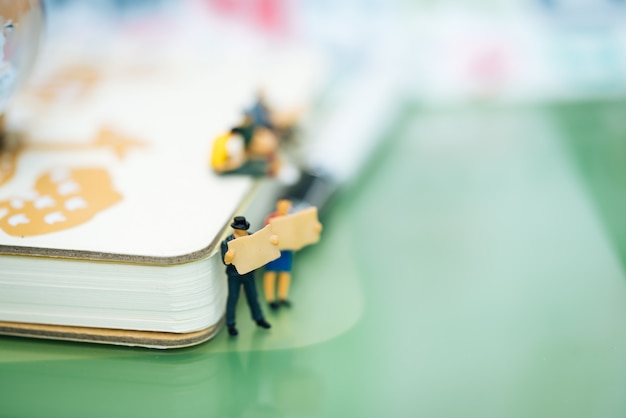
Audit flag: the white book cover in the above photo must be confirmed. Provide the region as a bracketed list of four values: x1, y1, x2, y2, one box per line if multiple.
[0, 36, 322, 263]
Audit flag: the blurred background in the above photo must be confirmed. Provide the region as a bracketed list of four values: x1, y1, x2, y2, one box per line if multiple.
[2, 1, 626, 417]
[39, 0, 626, 102]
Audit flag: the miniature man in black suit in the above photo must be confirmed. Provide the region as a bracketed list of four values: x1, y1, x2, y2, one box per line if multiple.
[221, 216, 271, 336]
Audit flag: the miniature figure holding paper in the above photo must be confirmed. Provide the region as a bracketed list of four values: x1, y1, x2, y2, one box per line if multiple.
[263, 200, 322, 309]
[221, 216, 277, 336]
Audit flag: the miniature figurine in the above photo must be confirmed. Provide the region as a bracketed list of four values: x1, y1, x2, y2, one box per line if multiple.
[263, 201, 323, 310]
[244, 92, 299, 141]
[209, 94, 300, 182]
[263, 199, 295, 310]
[244, 94, 274, 130]
[221, 216, 272, 336]
[211, 124, 279, 176]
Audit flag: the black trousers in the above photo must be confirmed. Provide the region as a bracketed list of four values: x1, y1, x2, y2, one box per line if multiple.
[226, 272, 264, 326]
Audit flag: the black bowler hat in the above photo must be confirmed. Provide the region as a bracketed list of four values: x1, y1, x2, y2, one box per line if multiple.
[231, 216, 250, 230]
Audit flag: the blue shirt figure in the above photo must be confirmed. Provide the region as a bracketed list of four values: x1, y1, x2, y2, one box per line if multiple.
[221, 216, 271, 337]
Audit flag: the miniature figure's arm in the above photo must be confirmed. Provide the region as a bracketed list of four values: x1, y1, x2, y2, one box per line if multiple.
[270, 235, 279, 246]
[224, 249, 236, 265]
[314, 222, 323, 233]
[221, 239, 235, 265]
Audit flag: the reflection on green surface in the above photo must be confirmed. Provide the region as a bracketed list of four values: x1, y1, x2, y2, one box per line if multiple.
[2, 104, 626, 417]
[0, 350, 324, 417]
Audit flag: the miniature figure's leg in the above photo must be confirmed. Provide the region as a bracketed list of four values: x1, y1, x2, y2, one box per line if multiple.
[278, 272, 291, 302]
[226, 276, 241, 327]
[276, 251, 293, 305]
[264, 255, 284, 310]
[264, 271, 277, 302]
[241, 273, 264, 321]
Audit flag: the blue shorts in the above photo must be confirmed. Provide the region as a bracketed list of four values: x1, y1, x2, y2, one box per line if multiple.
[265, 250, 293, 272]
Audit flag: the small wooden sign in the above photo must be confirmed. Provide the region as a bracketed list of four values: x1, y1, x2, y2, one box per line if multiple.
[227, 225, 280, 274]
[269, 207, 322, 251]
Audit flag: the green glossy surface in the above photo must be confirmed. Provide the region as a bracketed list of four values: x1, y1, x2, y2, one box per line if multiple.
[554, 101, 626, 272]
[1, 103, 626, 417]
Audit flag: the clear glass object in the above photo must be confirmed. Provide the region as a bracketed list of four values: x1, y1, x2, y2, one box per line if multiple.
[0, 0, 44, 113]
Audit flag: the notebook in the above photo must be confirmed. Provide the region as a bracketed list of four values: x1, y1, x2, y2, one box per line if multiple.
[0, 29, 324, 348]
